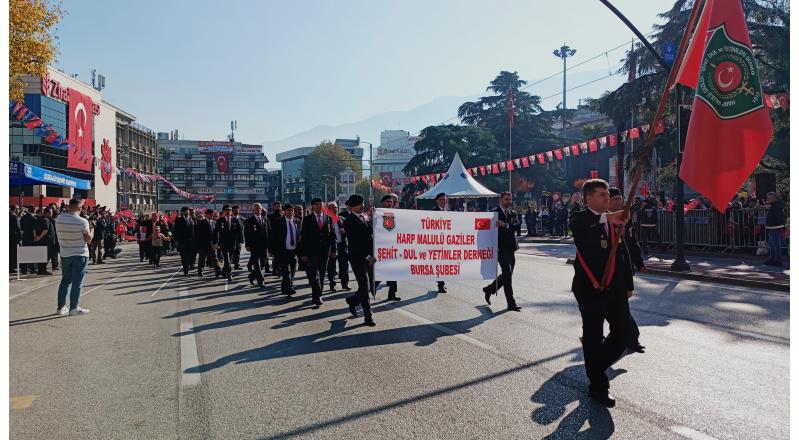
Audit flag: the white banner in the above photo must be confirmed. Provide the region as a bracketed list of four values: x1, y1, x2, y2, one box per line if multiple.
[373, 208, 498, 281]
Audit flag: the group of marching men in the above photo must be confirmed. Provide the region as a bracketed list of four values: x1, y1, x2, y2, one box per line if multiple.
[169, 194, 406, 326]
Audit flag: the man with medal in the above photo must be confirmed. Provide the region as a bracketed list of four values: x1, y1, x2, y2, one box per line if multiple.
[570, 179, 631, 408]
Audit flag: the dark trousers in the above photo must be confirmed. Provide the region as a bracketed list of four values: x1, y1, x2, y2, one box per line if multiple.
[248, 248, 266, 285]
[138, 242, 146, 261]
[305, 253, 329, 304]
[640, 226, 661, 252]
[387, 281, 397, 297]
[198, 246, 220, 275]
[233, 245, 241, 267]
[485, 251, 517, 307]
[348, 258, 373, 321]
[48, 243, 58, 269]
[327, 244, 349, 288]
[10, 241, 18, 271]
[179, 245, 197, 274]
[629, 315, 641, 347]
[152, 246, 163, 266]
[220, 249, 234, 277]
[276, 250, 296, 293]
[437, 281, 446, 292]
[574, 289, 631, 393]
[20, 241, 34, 273]
[91, 240, 104, 263]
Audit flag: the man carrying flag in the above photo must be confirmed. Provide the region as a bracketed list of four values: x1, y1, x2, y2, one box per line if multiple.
[677, 0, 773, 212]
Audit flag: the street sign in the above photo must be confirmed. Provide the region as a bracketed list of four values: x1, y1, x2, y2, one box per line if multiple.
[663, 42, 676, 66]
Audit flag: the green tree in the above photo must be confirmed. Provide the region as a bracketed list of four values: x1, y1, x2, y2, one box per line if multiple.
[9, 0, 62, 102]
[302, 141, 362, 200]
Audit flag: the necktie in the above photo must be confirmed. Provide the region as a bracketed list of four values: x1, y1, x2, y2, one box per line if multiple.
[289, 220, 295, 246]
[317, 214, 323, 229]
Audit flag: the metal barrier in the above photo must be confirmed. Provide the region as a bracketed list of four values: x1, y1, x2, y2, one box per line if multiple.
[633, 208, 780, 253]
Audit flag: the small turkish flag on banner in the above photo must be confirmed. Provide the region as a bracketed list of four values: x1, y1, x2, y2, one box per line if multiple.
[480, 165, 486, 176]
[554, 149, 563, 160]
[537, 153, 545, 164]
[571, 145, 580, 156]
[67, 89, 94, 171]
[653, 119, 665, 134]
[521, 156, 529, 167]
[506, 160, 514, 171]
[588, 139, 599, 152]
[474, 218, 491, 230]
[590, 170, 599, 179]
[629, 127, 640, 139]
[608, 134, 617, 146]
[492, 163, 500, 174]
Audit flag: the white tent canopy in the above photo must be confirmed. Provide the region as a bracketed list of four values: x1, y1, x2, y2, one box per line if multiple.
[416, 153, 499, 199]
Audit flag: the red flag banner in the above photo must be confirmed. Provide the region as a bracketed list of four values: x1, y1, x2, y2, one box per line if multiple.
[554, 149, 563, 160]
[506, 160, 514, 171]
[629, 127, 640, 139]
[608, 134, 617, 146]
[679, 0, 773, 212]
[492, 163, 500, 174]
[571, 145, 580, 156]
[588, 139, 598, 152]
[67, 89, 94, 171]
[479, 165, 486, 176]
[653, 120, 665, 135]
[537, 154, 545, 164]
[214, 153, 230, 173]
[521, 156, 529, 167]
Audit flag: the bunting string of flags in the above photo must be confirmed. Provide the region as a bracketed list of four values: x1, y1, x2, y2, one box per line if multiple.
[123, 168, 215, 202]
[402, 120, 665, 185]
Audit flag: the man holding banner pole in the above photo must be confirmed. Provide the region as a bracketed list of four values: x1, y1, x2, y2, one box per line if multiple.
[375, 194, 400, 301]
[432, 192, 448, 294]
[343, 194, 376, 327]
[482, 191, 521, 311]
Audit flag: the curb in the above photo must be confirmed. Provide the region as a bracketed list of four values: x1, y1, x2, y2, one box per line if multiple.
[643, 268, 790, 292]
[562, 258, 788, 292]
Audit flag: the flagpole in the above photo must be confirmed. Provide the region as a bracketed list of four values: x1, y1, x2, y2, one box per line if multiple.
[508, 87, 513, 194]
[598, 0, 704, 289]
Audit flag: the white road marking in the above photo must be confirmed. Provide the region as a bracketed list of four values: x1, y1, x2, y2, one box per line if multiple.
[178, 289, 201, 387]
[9, 279, 60, 300]
[81, 265, 139, 297]
[670, 426, 718, 440]
[150, 269, 181, 296]
[388, 305, 494, 351]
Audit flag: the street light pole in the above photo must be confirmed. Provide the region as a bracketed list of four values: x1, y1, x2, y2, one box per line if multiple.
[672, 85, 691, 271]
[553, 44, 577, 139]
[358, 141, 374, 205]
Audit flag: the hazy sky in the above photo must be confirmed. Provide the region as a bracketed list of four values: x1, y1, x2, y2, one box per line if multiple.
[55, 0, 670, 145]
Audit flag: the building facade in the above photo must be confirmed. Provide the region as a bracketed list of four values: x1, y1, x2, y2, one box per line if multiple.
[275, 138, 363, 205]
[114, 106, 157, 213]
[372, 130, 418, 191]
[156, 138, 273, 214]
[10, 67, 150, 211]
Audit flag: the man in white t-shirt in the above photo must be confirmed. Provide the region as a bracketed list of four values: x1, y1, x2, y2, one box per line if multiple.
[54, 199, 93, 316]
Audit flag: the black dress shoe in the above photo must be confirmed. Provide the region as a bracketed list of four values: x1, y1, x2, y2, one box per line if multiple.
[438, 287, 447, 293]
[507, 305, 522, 312]
[248, 273, 255, 285]
[589, 390, 616, 407]
[342, 285, 351, 290]
[312, 304, 321, 309]
[364, 320, 376, 327]
[628, 343, 646, 353]
[234, 265, 242, 270]
[387, 295, 401, 301]
[483, 286, 493, 305]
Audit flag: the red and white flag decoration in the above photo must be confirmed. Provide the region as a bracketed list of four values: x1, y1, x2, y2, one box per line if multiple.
[492, 163, 499, 174]
[579, 142, 589, 154]
[629, 127, 640, 139]
[499, 161, 507, 172]
[588, 139, 598, 152]
[545, 151, 554, 162]
[599, 136, 607, 149]
[571, 144, 580, 156]
[537, 153, 545, 164]
[479, 165, 486, 176]
[562, 146, 571, 157]
[608, 133, 617, 146]
[521, 156, 530, 167]
[554, 149, 563, 160]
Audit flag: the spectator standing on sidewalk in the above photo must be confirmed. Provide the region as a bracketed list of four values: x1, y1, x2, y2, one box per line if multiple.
[639, 198, 661, 255]
[525, 205, 538, 237]
[10, 206, 21, 273]
[32, 208, 53, 275]
[764, 192, 786, 267]
[20, 205, 37, 274]
[54, 199, 93, 316]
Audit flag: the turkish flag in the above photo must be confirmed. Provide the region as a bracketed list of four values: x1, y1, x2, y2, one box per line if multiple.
[678, 0, 773, 213]
[570, 144, 580, 156]
[214, 153, 230, 173]
[492, 163, 500, 174]
[554, 149, 563, 160]
[67, 89, 94, 171]
[588, 139, 599, 152]
[608, 134, 617, 146]
[536, 153, 545, 164]
[474, 218, 491, 230]
[521, 156, 529, 168]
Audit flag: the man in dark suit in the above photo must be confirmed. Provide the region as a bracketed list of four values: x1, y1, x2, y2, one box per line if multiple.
[570, 179, 631, 408]
[244, 203, 270, 287]
[10, 206, 21, 273]
[343, 194, 376, 326]
[432, 192, 448, 293]
[195, 209, 221, 278]
[375, 194, 400, 301]
[267, 202, 283, 276]
[173, 206, 197, 275]
[215, 204, 243, 282]
[326, 202, 349, 292]
[270, 204, 299, 296]
[231, 205, 244, 270]
[20, 205, 37, 274]
[482, 191, 520, 311]
[610, 187, 646, 354]
[300, 198, 337, 308]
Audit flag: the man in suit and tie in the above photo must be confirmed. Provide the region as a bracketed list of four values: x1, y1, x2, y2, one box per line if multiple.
[343, 194, 376, 326]
[244, 203, 270, 287]
[231, 205, 245, 270]
[432, 192, 448, 293]
[196, 209, 221, 278]
[173, 206, 197, 275]
[270, 204, 299, 296]
[267, 202, 283, 276]
[482, 191, 521, 311]
[326, 201, 349, 292]
[570, 179, 631, 407]
[300, 198, 337, 308]
[376, 194, 401, 301]
[215, 204, 243, 282]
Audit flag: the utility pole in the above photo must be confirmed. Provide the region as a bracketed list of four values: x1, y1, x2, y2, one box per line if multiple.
[672, 85, 691, 271]
[553, 44, 577, 139]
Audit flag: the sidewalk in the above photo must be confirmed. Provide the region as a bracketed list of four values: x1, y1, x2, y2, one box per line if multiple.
[516, 240, 790, 292]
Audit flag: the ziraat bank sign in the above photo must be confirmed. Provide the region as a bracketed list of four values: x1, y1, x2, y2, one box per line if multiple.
[40, 72, 100, 115]
[197, 141, 234, 154]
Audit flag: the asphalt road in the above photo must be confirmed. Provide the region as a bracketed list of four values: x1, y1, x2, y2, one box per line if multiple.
[9, 243, 789, 439]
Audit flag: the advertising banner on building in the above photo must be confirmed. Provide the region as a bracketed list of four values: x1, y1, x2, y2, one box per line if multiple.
[67, 89, 94, 171]
[373, 208, 498, 281]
